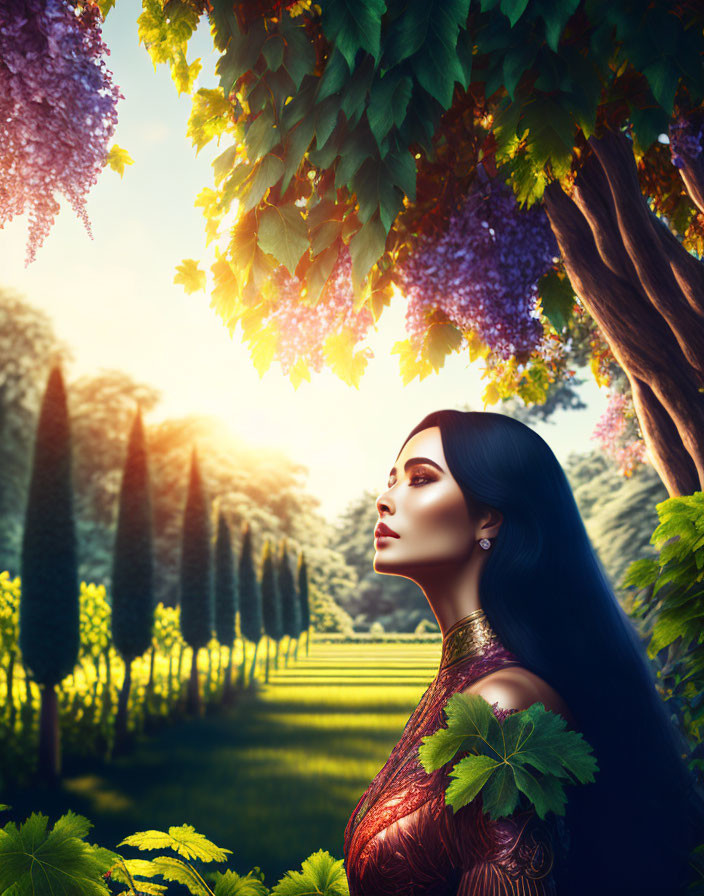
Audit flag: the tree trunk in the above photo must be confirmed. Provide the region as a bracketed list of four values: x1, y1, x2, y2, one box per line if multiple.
[239, 638, 247, 689]
[37, 683, 60, 786]
[115, 656, 132, 753]
[187, 646, 201, 715]
[146, 641, 156, 711]
[222, 643, 234, 705]
[248, 639, 259, 690]
[6, 652, 15, 730]
[543, 127, 704, 498]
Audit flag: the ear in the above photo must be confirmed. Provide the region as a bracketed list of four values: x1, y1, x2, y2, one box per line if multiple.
[478, 508, 502, 540]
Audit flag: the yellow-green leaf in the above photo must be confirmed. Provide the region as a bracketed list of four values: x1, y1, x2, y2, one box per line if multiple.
[105, 144, 134, 177]
[174, 259, 207, 294]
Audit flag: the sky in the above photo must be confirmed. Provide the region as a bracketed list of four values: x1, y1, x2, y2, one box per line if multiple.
[0, 0, 611, 523]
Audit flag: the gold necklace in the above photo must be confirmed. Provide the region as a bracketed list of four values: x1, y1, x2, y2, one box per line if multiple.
[439, 607, 502, 670]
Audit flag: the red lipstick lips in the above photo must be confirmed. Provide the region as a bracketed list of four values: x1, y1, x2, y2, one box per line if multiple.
[375, 522, 400, 539]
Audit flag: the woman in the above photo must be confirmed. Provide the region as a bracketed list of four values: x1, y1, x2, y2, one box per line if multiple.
[342, 410, 704, 895]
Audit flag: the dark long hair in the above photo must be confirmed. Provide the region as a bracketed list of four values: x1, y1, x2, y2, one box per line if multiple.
[399, 410, 704, 894]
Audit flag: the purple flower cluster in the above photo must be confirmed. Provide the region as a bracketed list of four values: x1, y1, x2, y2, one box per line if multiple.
[669, 115, 704, 170]
[396, 171, 559, 360]
[591, 390, 647, 476]
[268, 245, 374, 375]
[0, 0, 123, 265]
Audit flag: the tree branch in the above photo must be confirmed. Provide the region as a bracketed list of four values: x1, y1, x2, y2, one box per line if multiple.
[543, 178, 704, 493]
[587, 129, 704, 371]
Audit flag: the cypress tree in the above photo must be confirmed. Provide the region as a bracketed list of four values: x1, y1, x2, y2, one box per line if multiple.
[260, 539, 282, 684]
[112, 407, 154, 751]
[214, 509, 237, 704]
[238, 521, 262, 689]
[297, 551, 311, 659]
[19, 365, 78, 785]
[179, 448, 213, 715]
[278, 539, 300, 667]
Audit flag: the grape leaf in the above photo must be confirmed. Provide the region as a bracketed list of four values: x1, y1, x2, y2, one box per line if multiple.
[0, 810, 118, 896]
[213, 867, 269, 895]
[117, 824, 232, 863]
[418, 693, 598, 821]
[269, 848, 349, 895]
[257, 204, 309, 275]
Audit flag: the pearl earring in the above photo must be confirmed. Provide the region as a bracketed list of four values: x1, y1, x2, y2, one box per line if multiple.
[479, 538, 491, 550]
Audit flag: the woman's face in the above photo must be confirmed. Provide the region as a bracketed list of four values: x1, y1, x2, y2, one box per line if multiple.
[373, 426, 482, 575]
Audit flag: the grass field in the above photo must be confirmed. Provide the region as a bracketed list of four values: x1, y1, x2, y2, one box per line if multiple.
[3, 638, 443, 890]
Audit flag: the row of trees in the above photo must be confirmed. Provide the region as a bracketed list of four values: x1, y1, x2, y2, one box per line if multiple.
[15, 364, 311, 786]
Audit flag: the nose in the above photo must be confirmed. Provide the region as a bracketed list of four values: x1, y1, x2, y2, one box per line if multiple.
[376, 490, 392, 516]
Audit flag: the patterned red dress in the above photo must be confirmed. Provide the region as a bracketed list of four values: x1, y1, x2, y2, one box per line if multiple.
[343, 611, 570, 895]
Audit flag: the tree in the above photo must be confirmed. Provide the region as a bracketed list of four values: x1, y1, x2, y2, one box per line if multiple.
[260, 538, 282, 681]
[278, 538, 300, 667]
[0, 292, 72, 575]
[19, 366, 79, 784]
[214, 508, 237, 703]
[115, 0, 704, 499]
[112, 407, 155, 751]
[237, 521, 262, 689]
[296, 550, 311, 658]
[179, 448, 214, 714]
[69, 369, 161, 589]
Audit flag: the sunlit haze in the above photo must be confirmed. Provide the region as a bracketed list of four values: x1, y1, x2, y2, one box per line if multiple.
[0, 0, 610, 523]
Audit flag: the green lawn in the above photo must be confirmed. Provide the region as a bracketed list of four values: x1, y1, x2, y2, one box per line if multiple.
[4, 640, 442, 890]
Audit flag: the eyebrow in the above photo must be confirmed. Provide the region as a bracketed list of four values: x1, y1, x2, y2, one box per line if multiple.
[388, 457, 445, 478]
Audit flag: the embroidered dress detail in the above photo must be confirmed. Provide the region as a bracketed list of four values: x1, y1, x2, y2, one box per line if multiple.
[342, 614, 569, 895]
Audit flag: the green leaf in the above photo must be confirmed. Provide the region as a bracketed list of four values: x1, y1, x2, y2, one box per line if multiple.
[340, 56, 377, 129]
[245, 109, 279, 160]
[444, 754, 502, 807]
[351, 156, 404, 230]
[349, 210, 387, 293]
[628, 102, 669, 152]
[401, 0, 471, 108]
[620, 556, 659, 590]
[0, 810, 117, 896]
[257, 204, 309, 275]
[262, 33, 286, 71]
[538, 269, 574, 332]
[533, 0, 580, 53]
[500, 0, 530, 28]
[315, 95, 342, 151]
[318, 48, 351, 102]
[281, 21, 317, 90]
[150, 856, 213, 895]
[320, 0, 387, 69]
[281, 117, 316, 195]
[213, 867, 269, 896]
[423, 321, 462, 368]
[419, 693, 598, 821]
[216, 19, 267, 96]
[641, 60, 680, 117]
[502, 43, 539, 102]
[269, 848, 349, 895]
[242, 154, 285, 212]
[305, 245, 340, 304]
[367, 70, 414, 148]
[118, 824, 233, 863]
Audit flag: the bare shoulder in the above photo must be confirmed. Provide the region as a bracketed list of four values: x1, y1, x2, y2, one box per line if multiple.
[461, 666, 577, 727]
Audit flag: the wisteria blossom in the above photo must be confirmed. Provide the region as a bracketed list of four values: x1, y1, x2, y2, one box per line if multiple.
[0, 0, 123, 265]
[396, 169, 559, 360]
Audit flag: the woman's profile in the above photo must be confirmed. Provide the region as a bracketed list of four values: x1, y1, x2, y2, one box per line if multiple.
[342, 409, 704, 895]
